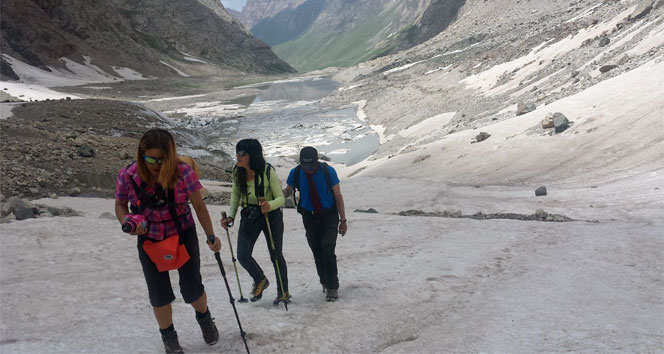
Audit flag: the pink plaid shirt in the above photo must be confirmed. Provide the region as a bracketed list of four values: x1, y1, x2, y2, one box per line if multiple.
[115, 162, 202, 241]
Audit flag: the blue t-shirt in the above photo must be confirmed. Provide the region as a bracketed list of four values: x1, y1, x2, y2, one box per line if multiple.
[286, 164, 340, 212]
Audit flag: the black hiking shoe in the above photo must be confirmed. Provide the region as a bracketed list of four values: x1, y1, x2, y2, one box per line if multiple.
[273, 291, 292, 306]
[326, 288, 338, 302]
[161, 330, 184, 354]
[250, 276, 269, 302]
[196, 311, 219, 345]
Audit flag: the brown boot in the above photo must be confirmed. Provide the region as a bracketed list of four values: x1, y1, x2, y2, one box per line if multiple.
[250, 276, 269, 302]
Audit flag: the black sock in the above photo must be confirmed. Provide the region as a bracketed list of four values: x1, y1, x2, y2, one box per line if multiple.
[159, 324, 175, 336]
[195, 308, 210, 320]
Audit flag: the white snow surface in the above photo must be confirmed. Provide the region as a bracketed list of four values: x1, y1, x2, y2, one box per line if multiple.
[1, 58, 662, 350]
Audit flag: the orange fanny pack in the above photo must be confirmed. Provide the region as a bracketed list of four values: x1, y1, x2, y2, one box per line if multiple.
[142, 236, 190, 272]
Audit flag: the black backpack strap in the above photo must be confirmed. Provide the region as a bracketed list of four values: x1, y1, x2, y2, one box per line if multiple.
[166, 188, 186, 244]
[126, 162, 146, 214]
[293, 165, 301, 207]
[320, 162, 333, 193]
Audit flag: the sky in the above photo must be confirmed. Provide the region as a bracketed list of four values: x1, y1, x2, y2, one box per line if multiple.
[221, 0, 246, 12]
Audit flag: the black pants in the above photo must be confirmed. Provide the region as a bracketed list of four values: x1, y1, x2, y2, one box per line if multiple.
[137, 227, 204, 307]
[302, 208, 339, 290]
[236, 207, 288, 293]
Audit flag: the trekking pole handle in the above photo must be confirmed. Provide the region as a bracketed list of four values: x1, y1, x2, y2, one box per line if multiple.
[222, 211, 233, 227]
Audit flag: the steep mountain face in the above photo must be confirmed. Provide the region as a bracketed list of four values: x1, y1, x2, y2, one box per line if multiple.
[375, 0, 466, 56]
[239, 0, 308, 29]
[250, 0, 325, 47]
[268, 0, 438, 71]
[0, 0, 294, 83]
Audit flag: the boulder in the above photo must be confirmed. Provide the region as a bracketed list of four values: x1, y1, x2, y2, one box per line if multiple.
[552, 112, 570, 133]
[77, 145, 95, 157]
[1, 202, 13, 217]
[541, 113, 555, 129]
[50, 207, 66, 217]
[598, 37, 610, 47]
[475, 132, 491, 143]
[516, 102, 537, 116]
[99, 212, 117, 220]
[630, 0, 654, 20]
[599, 64, 618, 73]
[535, 186, 547, 196]
[354, 208, 379, 213]
[617, 54, 630, 66]
[8, 197, 37, 220]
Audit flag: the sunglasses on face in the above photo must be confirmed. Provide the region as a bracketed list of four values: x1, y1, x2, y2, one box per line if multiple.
[236, 150, 248, 157]
[143, 155, 164, 165]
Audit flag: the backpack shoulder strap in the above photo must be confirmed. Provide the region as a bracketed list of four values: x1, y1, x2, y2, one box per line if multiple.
[166, 188, 186, 244]
[320, 162, 333, 193]
[125, 162, 146, 213]
[293, 165, 302, 191]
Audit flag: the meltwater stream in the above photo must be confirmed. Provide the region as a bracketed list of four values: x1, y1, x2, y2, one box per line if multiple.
[177, 77, 379, 167]
[235, 77, 378, 165]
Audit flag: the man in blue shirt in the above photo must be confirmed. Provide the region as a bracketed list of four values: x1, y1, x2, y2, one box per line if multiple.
[283, 147, 348, 302]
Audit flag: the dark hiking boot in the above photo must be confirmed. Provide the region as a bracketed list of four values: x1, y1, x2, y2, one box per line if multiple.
[250, 276, 269, 302]
[161, 330, 184, 354]
[196, 311, 219, 345]
[273, 291, 292, 306]
[326, 288, 338, 302]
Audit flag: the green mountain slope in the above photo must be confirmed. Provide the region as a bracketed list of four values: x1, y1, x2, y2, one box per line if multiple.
[272, 5, 399, 72]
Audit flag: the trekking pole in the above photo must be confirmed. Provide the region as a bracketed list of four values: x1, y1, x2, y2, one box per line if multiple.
[259, 197, 288, 311]
[222, 211, 248, 303]
[207, 234, 251, 354]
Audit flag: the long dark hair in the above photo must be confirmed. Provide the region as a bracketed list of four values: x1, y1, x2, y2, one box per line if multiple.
[136, 128, 179, 189]
[233, 138, 266, 196]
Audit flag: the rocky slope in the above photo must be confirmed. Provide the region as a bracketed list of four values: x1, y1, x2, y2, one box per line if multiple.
[324, 0, 663, 189]
[0, 99, 231, 200]
[0, 0, 294, 82]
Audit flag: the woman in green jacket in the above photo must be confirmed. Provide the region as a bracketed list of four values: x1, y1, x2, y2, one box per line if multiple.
[221, 138, 290, 305]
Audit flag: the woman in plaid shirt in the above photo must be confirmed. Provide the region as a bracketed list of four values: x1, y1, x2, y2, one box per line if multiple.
[115, 128, 221, 354]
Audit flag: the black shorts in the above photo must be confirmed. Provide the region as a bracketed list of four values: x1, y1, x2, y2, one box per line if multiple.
[137, 226, 205, 307]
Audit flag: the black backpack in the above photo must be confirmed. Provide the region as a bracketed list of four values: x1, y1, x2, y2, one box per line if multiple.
[292, 162, 334, 211]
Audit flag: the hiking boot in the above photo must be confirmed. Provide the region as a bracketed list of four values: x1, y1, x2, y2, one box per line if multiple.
[196, 311, 219, 345]
[161, 330, 184, 354]
[326, 288, 338, 302]
[250, 276, 269, 302]
[273, 291, 292, 306]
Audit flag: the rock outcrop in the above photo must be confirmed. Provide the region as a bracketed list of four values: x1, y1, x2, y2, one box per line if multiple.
[0, 0, 294, 81]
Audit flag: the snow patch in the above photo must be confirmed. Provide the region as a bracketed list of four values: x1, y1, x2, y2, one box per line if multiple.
[179, 51, 208, 64]
[159, 61, 190, 77]
[0, 82, 80, 101]
[112, 67, 147, 80]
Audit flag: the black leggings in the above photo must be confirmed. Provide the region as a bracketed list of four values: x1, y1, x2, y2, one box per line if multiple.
[137, 227, 204, 307]
[236, 207, 288, 293]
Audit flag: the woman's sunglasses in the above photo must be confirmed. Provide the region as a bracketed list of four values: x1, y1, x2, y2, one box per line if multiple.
[236, 150, 248, 157]
[143, 155, 164, 165]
